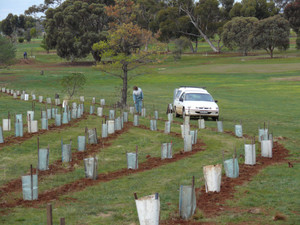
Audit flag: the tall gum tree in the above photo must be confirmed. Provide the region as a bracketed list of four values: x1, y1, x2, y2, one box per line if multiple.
[250, 15, 290, 58]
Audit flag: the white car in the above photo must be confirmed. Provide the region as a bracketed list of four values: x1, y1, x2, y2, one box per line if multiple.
[173, 86, 219, 120]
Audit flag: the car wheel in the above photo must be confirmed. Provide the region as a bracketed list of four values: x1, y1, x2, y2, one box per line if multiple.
[175, 107, 180, 117]
[212, 116, 219, 121]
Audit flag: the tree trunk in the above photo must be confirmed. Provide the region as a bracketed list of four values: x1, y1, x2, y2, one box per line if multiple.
[190, 41, 195, 53]
[195, 39, 198, 53]
[121, 63, 128, 108]
[181, 6, 218, 53]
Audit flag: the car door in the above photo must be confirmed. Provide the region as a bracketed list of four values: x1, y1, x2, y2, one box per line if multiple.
[176, 93, 184, 114]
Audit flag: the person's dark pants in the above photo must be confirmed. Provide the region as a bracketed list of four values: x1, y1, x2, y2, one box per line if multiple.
[135, 101, 142, 113]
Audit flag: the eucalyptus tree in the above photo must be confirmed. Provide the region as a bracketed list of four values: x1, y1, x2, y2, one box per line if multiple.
[229, 0, 279, 19]
[44, 0, 110, 61]
[250, 15, 290, 58]
[284, 0, 300, 49]
[222, 17, 258, 55]
[0, 35, 16, 67]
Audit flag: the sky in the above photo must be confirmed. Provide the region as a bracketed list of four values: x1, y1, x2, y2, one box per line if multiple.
[0, 0, 45, 20]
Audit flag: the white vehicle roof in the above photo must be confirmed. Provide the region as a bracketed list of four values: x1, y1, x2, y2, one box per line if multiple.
[176, 86, 209, 95]
[178, 86, 206, 90]
[183, 89, 209, 94]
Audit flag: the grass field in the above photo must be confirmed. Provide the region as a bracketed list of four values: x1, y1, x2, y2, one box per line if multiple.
[0, 39, 299, 224]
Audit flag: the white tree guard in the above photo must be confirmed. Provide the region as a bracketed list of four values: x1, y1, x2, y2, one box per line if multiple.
[261, 140, 272, 158]
[217, 121, 223, 132]
[133, 115, 139, 126]
[2, 119, 11, 131]
[129, 107, 134, 114]
[203, 164, 222, 193]
[184, 134, 192, 152]
[27, 111, 35, 121]
[235, 124, 243, 137]
[46, 98, 51, 104]
[84, 157, 98, 179]
[107, 120, 115, 134]
[258, 128, 268, 142]
[181, 124, 190, 139]
[135, 194, 160, 225]
[97, 107, 103, 117]
[28, 121, 38, 133]
[184, 116, 190, 125]
[244, 144, 256, 165]
[141, 108, 146, 117]
[198, 119, 205, 129]
[168, 113, 173, 122]
[100, 99, 105, 106]
[164, 121, 171, 134]
[22, 175, 38, 201]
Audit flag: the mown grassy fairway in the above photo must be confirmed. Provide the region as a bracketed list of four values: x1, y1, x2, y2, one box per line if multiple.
[0, 40, 299, 224]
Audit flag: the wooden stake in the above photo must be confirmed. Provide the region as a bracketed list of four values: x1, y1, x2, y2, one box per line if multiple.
[37, 137, 40, 170]
[47, 144, 50, 170]
[29, 114, 31, 133]
[61, 139, 63, 161]
[190, 176, 195, 217]
[94, 128, 98, 144]
[135, 146, 138, 170]
[233, 147, 236, 178]
[47, 204, 53, 225]
[134, 192, 138, 200]
[30, 164, 33, 200]
[93, 155, 97, 180]
[222, 150, 224, 164]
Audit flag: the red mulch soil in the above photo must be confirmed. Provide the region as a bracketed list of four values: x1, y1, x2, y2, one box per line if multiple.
[161, 141, 289, 224]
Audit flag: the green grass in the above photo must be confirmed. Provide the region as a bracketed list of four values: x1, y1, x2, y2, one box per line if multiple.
[0, 39, 299, 224]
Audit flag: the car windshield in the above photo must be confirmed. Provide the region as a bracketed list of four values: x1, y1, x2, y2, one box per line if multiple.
[185, 93, 214, 102]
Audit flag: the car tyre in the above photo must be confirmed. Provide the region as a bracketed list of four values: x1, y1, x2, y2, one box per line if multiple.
[175, 107, 180, 117]
[212, 116, 219, 121]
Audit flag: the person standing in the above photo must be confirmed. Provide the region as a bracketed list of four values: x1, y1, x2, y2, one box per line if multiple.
[133, 86, 143, 115]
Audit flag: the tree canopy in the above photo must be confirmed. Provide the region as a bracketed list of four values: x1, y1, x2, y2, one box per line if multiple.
[284, 0, 300, 33]
[230, 0, 279, 19]
[0, 35, 16, 67]
[222, 17, 258, 55]
[44, 0, 111, 61]
[1, 14, 36, 38]
[250, 15, 290, 58]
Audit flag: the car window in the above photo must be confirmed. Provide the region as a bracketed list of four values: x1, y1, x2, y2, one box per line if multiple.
[179, 93, 184, 101]
[175, 90, 182, 99]
[185, 93, 214, 102]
